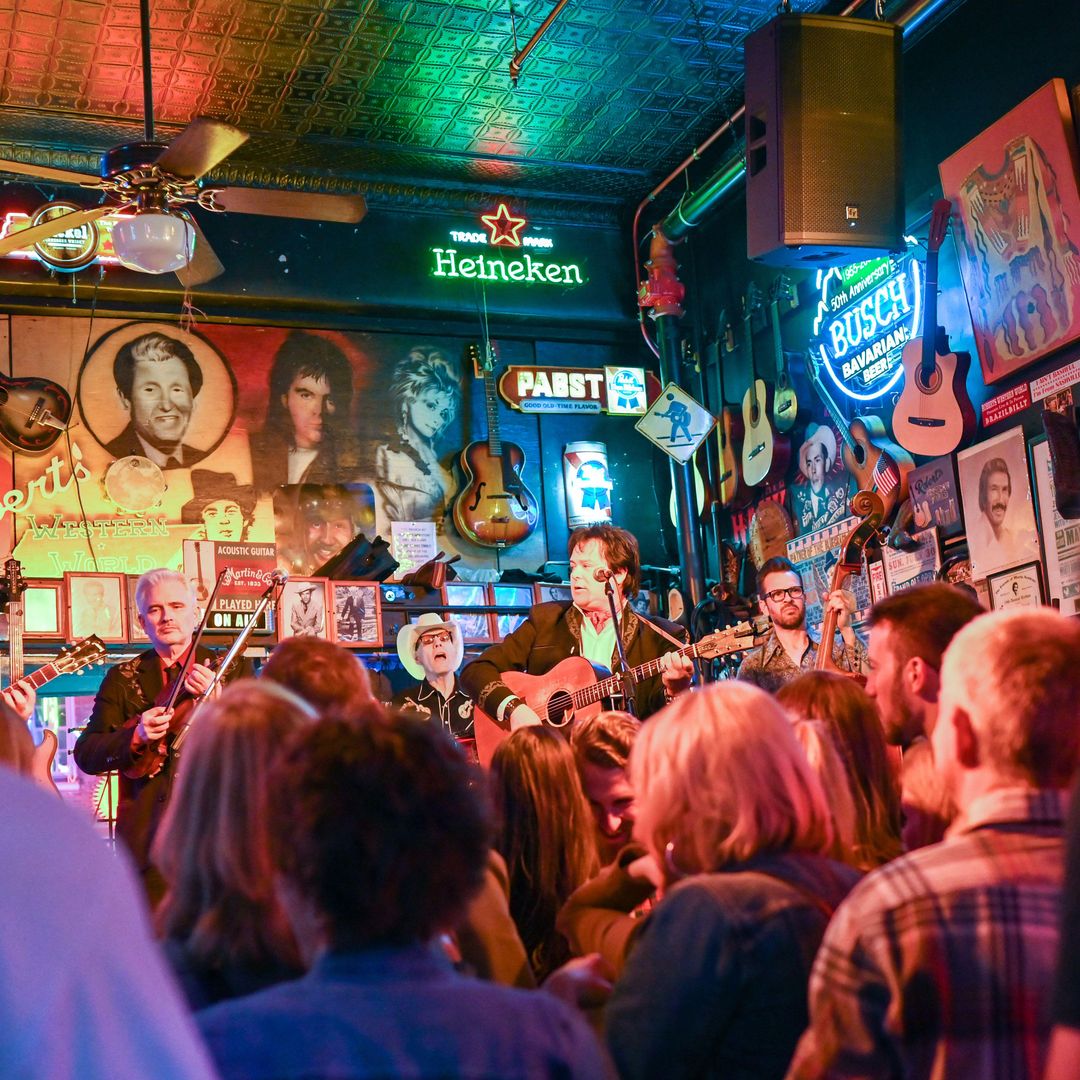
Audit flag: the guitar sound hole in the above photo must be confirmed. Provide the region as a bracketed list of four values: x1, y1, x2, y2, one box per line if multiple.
[545, 691, 574, 728]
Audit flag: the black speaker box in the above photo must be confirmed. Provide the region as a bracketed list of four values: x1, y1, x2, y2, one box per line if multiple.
[745, 14, 904, 266]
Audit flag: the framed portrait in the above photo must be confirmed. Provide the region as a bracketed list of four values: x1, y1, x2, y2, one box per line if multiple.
[490, 583, 533, 638]
[1030, 436, 1080, 616]
[330, 582, 383, 647]
[534, 583, 572, 604]
[442, 583, 494, 644]
[124, 575, 150, 642]
[22, 579, 65, 640]
[939, 79, 1080, 384]
[276, 577, 331, 642]
[988, 562, 1046, 611]
[64, 572, 128, 643]
[956, 426, 1041, 580]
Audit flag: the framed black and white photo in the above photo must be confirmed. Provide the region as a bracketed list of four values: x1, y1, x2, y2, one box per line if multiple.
[443, 583, 494, 644]
[23, 578, 65, 640]
[125, 575, 150, 642]
[331, 582, 382, 647]
[64, 572, 127, 643]
[276, 577, 331, 642]
[956, 427, 1040, 580]
[534, 583, 572, 605]
[987, 561, 1046, 611]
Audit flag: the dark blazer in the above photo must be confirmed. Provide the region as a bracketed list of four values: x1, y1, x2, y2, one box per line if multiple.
[459, 601, 688, 724]
[73, 645, 220, 880]
[104, 422, 208, 467]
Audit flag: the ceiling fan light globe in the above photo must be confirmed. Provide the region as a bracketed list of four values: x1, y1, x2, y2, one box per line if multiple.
[111, 212, 194, 274]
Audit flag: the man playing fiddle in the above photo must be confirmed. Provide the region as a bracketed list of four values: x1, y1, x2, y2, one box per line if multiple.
[460, 525, 693, 730]
[74, 568, 223, 903]
[737, 556, 866, 694]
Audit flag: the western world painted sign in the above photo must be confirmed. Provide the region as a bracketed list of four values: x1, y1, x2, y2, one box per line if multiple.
[811, 247, 922, 401]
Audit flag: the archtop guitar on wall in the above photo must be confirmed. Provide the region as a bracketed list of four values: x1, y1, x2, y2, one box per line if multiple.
[453, 341, 540, 549]
[892, 198, 977, 457]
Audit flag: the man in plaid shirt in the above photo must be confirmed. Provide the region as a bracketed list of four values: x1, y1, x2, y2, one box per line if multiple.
[787, 608, 1080, 1080]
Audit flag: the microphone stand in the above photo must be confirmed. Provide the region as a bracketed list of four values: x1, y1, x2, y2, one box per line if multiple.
[603, 576, 638, 717]
[171, 573, 286, 759]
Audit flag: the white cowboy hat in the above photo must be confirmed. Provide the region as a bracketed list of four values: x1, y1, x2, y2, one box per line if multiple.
[396, 612, 464, 680]
[799, 422, 838, 478]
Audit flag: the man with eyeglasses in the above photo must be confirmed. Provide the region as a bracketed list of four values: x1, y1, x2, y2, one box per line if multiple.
[736, 556, 865, 693]
[392, 613, 474, 746]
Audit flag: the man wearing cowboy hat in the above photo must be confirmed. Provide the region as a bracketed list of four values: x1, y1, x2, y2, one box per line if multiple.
[793, 422, 850, 533]
[290, 582, 325, 638]
[180, 470, 258, 543]
[392, 613, 474, 743]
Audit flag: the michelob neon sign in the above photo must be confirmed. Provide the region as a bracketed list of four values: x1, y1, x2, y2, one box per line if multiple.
[811, 247, 921, 401]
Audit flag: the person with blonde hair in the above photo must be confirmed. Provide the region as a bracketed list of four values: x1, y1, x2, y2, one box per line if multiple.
[153, 679, 317, 1009]
[778, 671, 902, 869]
[789, 608, 1080, 1080]
[605, 681, 859, 1080]
[789, 717, 860, 866]
[490, 727, 600, 982]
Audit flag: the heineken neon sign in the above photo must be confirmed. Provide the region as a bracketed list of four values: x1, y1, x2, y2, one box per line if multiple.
[430, 202, 587, 288]
[811, 247, 921, 401]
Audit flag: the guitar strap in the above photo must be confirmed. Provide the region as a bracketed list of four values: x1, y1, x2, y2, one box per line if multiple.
[633, 610, 687, 650]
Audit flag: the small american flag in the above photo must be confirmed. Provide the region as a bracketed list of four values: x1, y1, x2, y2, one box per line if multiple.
[872, 454, 900, 496]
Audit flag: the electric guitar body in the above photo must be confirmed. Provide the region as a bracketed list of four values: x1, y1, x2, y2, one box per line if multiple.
[453, 342, 539, 549]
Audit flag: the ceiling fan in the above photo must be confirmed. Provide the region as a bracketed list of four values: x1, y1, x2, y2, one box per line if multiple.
[0, 0, 365, 286]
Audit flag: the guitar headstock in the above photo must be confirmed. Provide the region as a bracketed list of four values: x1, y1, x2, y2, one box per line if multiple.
[3, 557, 25, 608]
[771, 273, 797, 310]
[695, 616, 773, 659]
[927, 198, 952, 254]
[465, 340, 498, 376]
[54, 634, 108, 675]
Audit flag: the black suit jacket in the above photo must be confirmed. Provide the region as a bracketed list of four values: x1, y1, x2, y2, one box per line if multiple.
[459, 601, 688, 724]
[104, 422, 207, 467]
[73, 644, 220, 877]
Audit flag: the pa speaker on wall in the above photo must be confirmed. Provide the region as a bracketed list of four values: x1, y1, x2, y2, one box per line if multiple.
[745, 14, 903, 267]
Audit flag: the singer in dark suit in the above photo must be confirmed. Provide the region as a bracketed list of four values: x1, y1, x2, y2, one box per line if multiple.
[73, 568, 237, 904]
[460, 525, 693, 730]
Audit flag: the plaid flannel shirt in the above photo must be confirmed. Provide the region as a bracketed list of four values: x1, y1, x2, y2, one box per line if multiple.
[786, 787, 1068, 1080]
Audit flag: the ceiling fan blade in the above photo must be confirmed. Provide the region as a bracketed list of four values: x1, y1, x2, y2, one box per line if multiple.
[175, 214, 225, 287]
[153, 118, 249, 181]
[0, 156, 102, 186]
[208, 187, 366, 223]
[0, 204, 116, 258]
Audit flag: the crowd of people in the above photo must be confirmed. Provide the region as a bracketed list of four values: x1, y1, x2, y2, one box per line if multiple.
[3, 525, 1080, 1079]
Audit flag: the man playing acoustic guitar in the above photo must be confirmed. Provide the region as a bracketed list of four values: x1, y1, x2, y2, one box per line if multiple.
[460, 525, 694, 733]
[74, 568, 227, 904]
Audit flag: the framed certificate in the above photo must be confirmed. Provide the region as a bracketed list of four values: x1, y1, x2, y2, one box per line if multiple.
[987, 561, 1046, 611]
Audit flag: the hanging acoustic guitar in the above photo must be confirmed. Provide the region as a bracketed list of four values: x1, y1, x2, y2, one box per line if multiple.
[892, 198, 977, 457]
[740, 286, 791, 487]
[453, 342, 540, 548]
[769, 276, 799, 435]
[0, 373, 71, 454]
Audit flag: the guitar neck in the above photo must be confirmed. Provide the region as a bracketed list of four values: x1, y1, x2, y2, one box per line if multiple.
[570, 637, 701, 710]
[770, 299, 784, 375]
[920, 249, 941, 379]
[8, 598, 24, 683]
[482, 359, 502, 455]
[11, 658, 63, 694]
[809, 361, 857, 455]
[743, 312, 759, 412]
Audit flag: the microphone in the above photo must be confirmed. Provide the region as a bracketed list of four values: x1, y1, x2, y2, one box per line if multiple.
[594, 568, 615, 582]
[270, 569, 288, 585]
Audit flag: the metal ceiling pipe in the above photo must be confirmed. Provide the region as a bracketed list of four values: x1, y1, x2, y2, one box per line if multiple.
[655, 0, 961, 244]
[509, 0, 572, 86]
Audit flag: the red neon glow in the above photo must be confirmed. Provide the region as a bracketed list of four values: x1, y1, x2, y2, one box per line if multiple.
[481, 202, 527, 248]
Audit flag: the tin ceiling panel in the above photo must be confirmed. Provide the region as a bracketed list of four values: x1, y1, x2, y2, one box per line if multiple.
[0, 0, 825, 208]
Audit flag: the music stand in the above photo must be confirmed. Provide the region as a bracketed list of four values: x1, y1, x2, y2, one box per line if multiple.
[313, 532, 399, 582]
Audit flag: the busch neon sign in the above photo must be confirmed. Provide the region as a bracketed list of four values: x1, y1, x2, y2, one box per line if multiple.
[811, 247, 921, 401]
